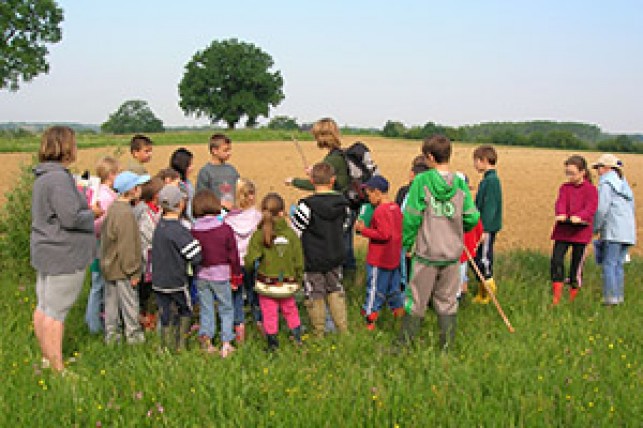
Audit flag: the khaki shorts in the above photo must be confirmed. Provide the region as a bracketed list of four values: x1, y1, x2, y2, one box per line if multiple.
[36, 270, 86, 322]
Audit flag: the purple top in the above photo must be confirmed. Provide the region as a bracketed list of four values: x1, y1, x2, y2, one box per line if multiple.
[550, 180, 598, 244]
[192, 216, 240, 281]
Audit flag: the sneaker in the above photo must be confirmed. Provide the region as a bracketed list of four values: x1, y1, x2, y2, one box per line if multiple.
[41, 358, 51, 369]
[392, 307, 406, 318]
[221, 343, 235, 358]
[127, 333, 146, 345]
[235, 324, 246, 344]
[366, 323, 376, 331]
[198, 335, 218, 354]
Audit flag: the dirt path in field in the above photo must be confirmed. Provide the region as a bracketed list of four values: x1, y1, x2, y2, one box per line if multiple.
[3, 137, 642, 255]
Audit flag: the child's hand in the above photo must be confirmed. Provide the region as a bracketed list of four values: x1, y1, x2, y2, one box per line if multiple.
[555, 215, 567, 222]
[231, 273, 243, 289]
[355, 220, 365, 233]
[221, 199, 233, 211]
[570, 216, 582, 224]
[92, 202, 104, 218]
[304, 166, 312, 176]
[481, 232, 489, 243]
[284, 177, 293, 186]
[130, 276, 140, 287]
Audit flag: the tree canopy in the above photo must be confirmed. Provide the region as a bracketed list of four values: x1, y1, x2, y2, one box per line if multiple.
[101, 100, 164, 134]
[0, 0, 64, 91]
[178, 39, 284, 129]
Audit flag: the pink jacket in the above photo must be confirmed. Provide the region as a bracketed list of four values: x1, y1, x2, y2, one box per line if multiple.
[224, 208, 262, 260]
[551, 180, 598, 244]
[94, 184, 117, 237]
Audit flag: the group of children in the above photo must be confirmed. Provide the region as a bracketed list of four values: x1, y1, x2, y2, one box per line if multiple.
[82, 119, 636, 357]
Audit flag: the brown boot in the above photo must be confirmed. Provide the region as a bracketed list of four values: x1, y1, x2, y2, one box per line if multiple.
[307, 298, 327, 338]
[327, 292, 348, 333]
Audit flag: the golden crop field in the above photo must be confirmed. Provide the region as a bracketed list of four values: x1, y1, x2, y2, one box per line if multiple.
[3, 136, 642, 254]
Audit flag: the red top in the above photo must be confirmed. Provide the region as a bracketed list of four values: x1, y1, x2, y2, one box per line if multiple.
[360, 202, 403, 269]
[550, 180, 598, 244]
[460, 220, 484, 263]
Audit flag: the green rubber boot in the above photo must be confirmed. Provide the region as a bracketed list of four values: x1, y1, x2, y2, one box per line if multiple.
[437, 314, 457, 352]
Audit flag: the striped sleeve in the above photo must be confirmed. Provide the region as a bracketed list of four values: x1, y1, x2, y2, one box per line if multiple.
[291, 201, 311, 232]
[181, 238, 202, 262]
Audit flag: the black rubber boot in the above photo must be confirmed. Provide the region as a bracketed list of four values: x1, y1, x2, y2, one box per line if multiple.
[396, 314, 423, 347]
[177, 316, 192, 352]
[266, 334, 279, 352]
[290, 326, 303, 345]
[437, 314, 457, 351]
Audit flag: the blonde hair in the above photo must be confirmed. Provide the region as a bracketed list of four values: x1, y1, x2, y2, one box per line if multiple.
[236, 178, 256, 210]
[312, 118, 341, 150]
[38, 126, 77, 164]
[95, 156, 119, 182]
[259, 193, 285, 248]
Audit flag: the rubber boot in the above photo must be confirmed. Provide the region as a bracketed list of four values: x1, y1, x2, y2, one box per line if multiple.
[290, 326, 303, 345]
[266, 334, 279, 352]
[327, 292, 348, 333]
[177, 317, 191, 352]
[160, 325, 174, 352]
[437, 314, 457, 351]
[308, 298, 327, 337]
[552, 282, 564, 305]
[472, 283, 485, 304]
[569, 287, 579, 302]
[396, 313, 423, 347]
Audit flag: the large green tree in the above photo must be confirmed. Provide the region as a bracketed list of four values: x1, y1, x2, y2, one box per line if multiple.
[101, 100, 164, 134]
[179, 39, 284, 129]
[0, 0, 63, 91]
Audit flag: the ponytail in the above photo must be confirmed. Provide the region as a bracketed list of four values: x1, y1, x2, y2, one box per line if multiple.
[565, 155, 593, 184]
[259, 193, 285, 248]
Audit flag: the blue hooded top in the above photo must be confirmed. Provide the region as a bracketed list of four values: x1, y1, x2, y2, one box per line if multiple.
[593, 170, 636, 245]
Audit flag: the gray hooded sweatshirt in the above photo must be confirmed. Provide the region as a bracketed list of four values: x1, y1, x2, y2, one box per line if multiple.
[30, 162, 96, 275]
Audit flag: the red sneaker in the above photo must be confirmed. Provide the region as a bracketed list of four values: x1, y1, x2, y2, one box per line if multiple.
[392, 307, 406, 318]
[366, 323, 376, 331]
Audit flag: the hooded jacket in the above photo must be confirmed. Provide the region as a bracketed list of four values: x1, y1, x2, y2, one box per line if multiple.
[224, 207, 262, 260]
[403, 169, 480, 264]
[551, 180, 598, 244]
[30, 162, 96, 275]
[191, 215, 241, 281]
[291, 192, 350, 272]
[475, 169, 503, 233]
[594, 170, 636, 245]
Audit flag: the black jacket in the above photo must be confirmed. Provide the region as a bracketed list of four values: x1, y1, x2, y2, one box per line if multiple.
[291, 192, 350, 273]
[151, 218, 202, 292]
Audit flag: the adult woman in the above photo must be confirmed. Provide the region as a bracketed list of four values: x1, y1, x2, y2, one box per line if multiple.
[592, 154, 636, 305]
[285, 118, 355, 271]
[31, 126, 99, 372]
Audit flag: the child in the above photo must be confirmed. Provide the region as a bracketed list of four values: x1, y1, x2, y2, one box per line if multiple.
[171, 148, 196, 223]
[395, 155, 429, 208]
[196, 133, 240, 211]
[291, 163, 350, 337]
[455, 172, 483, 301]
[244, 193, 304, 351]
[355, 175, 405, 330]
[127, 134, 153, 174]
[592, 154, 636, 306]
[152, 185, 203, 351]
[157, 168, 181, 186]
[399, 135, 480, 350]
[191, 189, 240, 357]
[550, 155, 598, 305]
[136, 177, 164, 330]
[224, 178, 263, 340]
[100, 171, 151, 344]
[472, 145, 503, 304]
[86, 156, 119, 334]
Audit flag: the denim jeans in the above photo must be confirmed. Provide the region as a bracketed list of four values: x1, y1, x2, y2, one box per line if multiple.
[85, 269, 105, 334]
[197, 279, 235, 343]
[233, 267, 262, 325]
[602, 242, 628, 304]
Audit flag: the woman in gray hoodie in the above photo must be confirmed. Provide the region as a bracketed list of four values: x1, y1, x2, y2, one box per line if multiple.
[30, 127, 99, 372]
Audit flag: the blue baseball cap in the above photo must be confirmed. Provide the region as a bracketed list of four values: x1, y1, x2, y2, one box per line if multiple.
[113, 171, 151, 194]
[362, 175, 389, 193]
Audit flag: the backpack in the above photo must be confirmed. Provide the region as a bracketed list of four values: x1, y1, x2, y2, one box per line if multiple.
[341, 142, 379, 209]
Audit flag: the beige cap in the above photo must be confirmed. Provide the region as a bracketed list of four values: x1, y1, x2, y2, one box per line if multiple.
[591, 153, 623, 169]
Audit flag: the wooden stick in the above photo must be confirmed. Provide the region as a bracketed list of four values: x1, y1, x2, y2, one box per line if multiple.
[291, 135, 308, 169]
[464, 246, 515, 333]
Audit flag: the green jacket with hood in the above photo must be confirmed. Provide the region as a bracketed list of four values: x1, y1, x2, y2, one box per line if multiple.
[403, 169, 480, 265]
[244, 217, 304, 282]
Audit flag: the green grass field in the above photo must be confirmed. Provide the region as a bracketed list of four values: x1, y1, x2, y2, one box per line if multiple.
[1, 250, 641, 426]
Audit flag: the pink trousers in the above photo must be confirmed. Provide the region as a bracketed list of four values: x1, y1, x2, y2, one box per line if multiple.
[258, 295, 301, 335]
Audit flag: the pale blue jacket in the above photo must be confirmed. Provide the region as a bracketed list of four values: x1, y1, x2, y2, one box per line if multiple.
[593, 170, 636, 245]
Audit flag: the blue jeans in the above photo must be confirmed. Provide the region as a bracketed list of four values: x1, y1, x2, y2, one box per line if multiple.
[233, 267, 261, 325]
[363, 264, 403, 315]
[85, 269, 104, 334]
[602, 242, 628, 304]
[197, 279, 235, 343]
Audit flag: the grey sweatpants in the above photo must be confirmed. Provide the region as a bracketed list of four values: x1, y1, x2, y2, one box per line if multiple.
[104, 278, 144, 342]
[406, 261, 460, 317]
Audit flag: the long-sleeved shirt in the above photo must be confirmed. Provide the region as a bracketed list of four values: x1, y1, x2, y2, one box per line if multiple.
[360, 202, 403, 270]
[100, 200, 142, 281]
[551, 180, 598, 244]
[292, 149, 349, 193]
[475, 169, 502, 233]
[152, 218, 202, 292]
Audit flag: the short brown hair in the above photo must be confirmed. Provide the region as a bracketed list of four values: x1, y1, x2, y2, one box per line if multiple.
[209, 133, 231, 153]
[473, 145, 498, 165]
[312, 118, 341, 150]
[411, 155, 429, 174]
[95, 156, 119, 182]
[39, 126, 77, 163]
[140, 177, 164, 202]
[422, 135, 452, 164]
[310, 162, 335, 185]
[156, 168, 180, 182]
[192, 189, 222, 218]
[130, 134, 152, 153]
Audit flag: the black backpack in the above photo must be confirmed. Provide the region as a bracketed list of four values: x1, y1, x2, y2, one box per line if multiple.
[340, 142, 379, 209]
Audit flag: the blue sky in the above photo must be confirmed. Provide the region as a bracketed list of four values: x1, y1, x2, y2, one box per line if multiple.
[1, 1, 642, 133]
